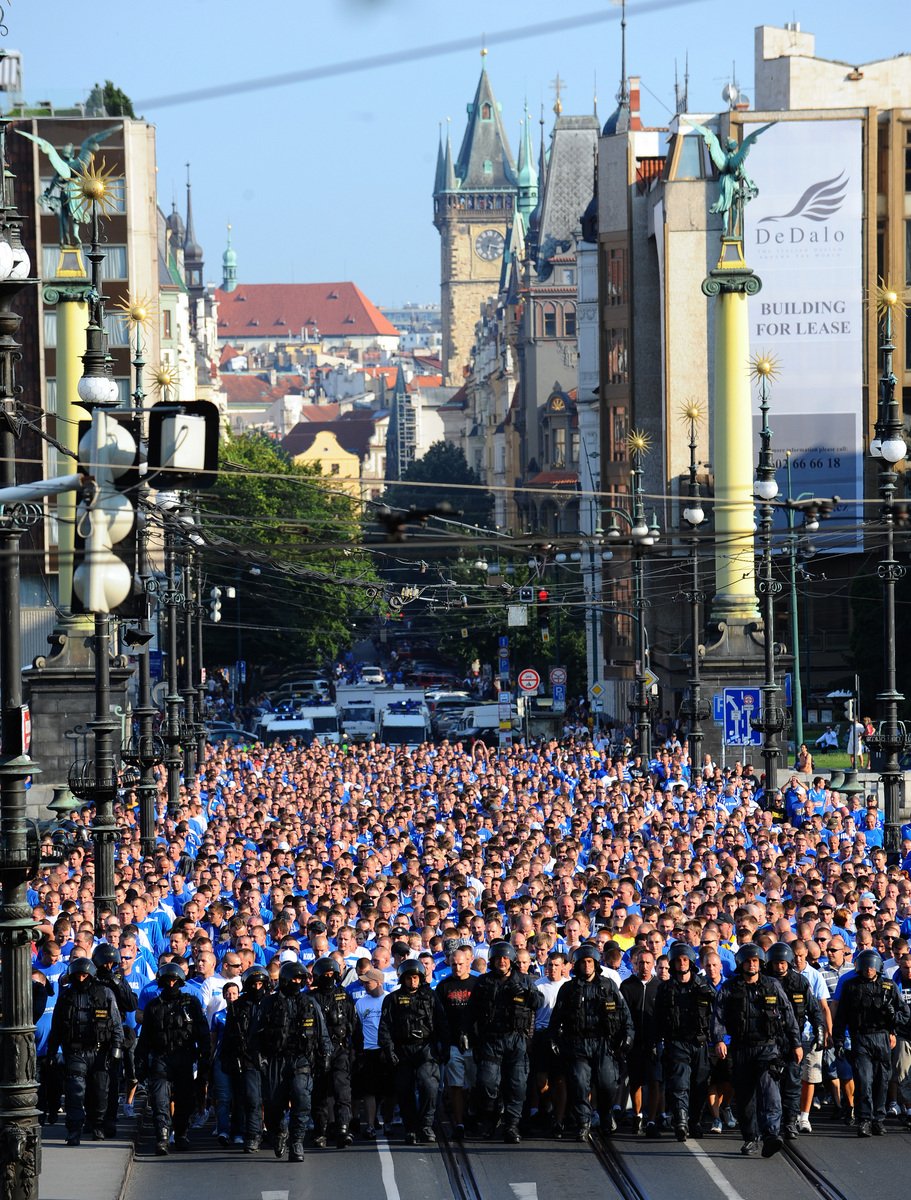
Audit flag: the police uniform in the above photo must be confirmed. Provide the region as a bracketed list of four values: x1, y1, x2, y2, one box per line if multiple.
[93, 947, 138, 1139]
[257, 969, 333, 1161]
[713, 968, 800, 1153]
[764, 960, 824, 1137]
[833, 962, 905, 1132]
[47, 965, 124, 1146]
[136, 968, 210, 1153]
[549, 969, 634, 1137]
[378, 969, 441, 1142]
[469, 958, 542, 1140]
[311, 968, 361, 1146]
[653, 970, 716, 1136]
[220, 969, 270, 1152]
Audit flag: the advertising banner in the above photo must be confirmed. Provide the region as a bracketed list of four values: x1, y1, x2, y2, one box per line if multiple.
[746, 118, 863, 550]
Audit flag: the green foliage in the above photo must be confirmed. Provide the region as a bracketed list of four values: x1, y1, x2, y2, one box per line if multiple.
[383, 441, 494, 531]
[201, 431, 377, 676]
[102, 81, 135, 118]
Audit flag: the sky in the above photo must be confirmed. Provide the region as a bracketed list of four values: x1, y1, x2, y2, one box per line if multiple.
[3, 1, 908, 307]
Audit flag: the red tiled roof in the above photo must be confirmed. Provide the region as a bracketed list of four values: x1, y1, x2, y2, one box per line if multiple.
[282, 418, 378, 461]
[214, 282, 399, 340]
[219, 374, 305, 406]
[527, 471, 579, 487]
[414, 374, 443, 388]
[295, 403, 341, 422]
[219, 344, 243, 365]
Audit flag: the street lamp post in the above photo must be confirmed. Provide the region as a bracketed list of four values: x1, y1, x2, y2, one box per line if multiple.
[0, 124, 42, 1199]
[180, 508, 198, 783]
[866, 287, 909, 858]
[680, 403, 710, 772]
[161, 505, 184, 815]
[751, 357, 785, 794]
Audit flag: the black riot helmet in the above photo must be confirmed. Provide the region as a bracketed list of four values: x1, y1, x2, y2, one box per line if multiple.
[156, 962, 187, 988]
[488, 941, 517, 965]
[312, 957, 342, 986]
[855, 949, 884, 976]
[397, 959, 426, 982]
[764, 942, 795, 968]
[278, 960, 307, 993]
[572, 944, 602, 973]
[241, 965, 269, 992]
[92, 943, 121, 972]
[68, 957, 96, 981]
[735, 942, 767, 969]
[668, 942, 698, 969]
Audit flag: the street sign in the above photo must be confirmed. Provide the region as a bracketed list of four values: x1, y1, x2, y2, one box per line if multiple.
[643, 668, 659, 691]
[499, 635, 510, 649]
[518, 668, 541, 693]
[553, 683, 566, 710]
[589, 681, 605, 699]
[713, 693, 724, 724]
[549, 666, 567, 686]
[783, 672, 792, 708]
[723, 687, 763, 746]
[498, 656, 510, 676]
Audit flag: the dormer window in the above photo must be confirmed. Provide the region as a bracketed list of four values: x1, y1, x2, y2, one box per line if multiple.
[483, 159, 493, 175]
[481, 102, 492, 120]
[327, 289, 339, 300]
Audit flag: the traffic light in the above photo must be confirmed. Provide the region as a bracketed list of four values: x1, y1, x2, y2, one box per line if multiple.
[517, 586, 534, 604]
[210, 586, 223, 623]
[537, 588, 549, 605]
[73, 408, 141, 615]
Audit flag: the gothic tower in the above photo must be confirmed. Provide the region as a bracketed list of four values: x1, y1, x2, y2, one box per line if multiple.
[433, 56, 517, 384]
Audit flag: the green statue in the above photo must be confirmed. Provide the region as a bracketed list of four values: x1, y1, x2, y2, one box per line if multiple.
[17, 126, 121, 245]
[685, 121, 775, 240]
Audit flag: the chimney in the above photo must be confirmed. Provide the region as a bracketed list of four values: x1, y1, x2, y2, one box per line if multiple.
[629, 75, 642, 130]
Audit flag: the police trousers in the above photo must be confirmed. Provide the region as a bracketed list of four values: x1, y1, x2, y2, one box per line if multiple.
[242, 1063, 264, 1143]
[264, 1055, 314, 1145]
[662, 1039, 710, 1125]
[312, 1043, 353, 1131]
[476, 1033, 530, 1127]
[731, 1044, 782, 1142]
[563, 1038, 622, 1130]
[852, 1031, 892, 1122]
[394, 1046, 440, 1134]
[64, 1047, 110, 1135]
[148, 1052, 194, 1138]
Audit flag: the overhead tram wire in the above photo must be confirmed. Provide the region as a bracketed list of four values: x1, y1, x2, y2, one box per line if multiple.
[134, 0, 709, 110]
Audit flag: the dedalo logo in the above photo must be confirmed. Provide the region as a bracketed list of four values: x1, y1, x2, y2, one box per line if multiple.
[755, 171, 849, 245]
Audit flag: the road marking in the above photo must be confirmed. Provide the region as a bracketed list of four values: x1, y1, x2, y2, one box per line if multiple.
[377, 1134, 402, 1200]
[510, 1186, 539, 1200]
[262, 1192, 289, 1200]
[684, 1143, 750, 1200]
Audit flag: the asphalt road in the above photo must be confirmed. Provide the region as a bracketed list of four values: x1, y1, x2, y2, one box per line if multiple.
[122, 1120, 911, 1200]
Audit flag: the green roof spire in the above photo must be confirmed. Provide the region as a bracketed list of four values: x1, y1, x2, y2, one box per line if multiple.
[222, 223, 237, 292]
[516, 105, 538, 219]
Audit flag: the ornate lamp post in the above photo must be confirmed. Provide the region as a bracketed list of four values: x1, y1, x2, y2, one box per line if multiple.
[679, 402, 710, 772]
[0, 119, 42, 1200]
[866, 286, 910, 858]
[751, 354, 785, 794]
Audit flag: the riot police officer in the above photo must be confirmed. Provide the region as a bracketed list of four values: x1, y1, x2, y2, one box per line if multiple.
[763, 942, 824, 1139]
[378, 960, 441, 1144]
[653, 942, 716, 1140]
[469, 941, 542, 1143]
[713, 943, 802, 1158]
[311, 956, 360, 1148]
[259, 961, 332, 1162]
[47, 958, 123, 1146]
[91, 943, 137, 1139]
[136, 962, 210, 1155]
[548, 945, 634, 1141]
[833, 948, 906, 1136]
[221, 965, 270, 1153]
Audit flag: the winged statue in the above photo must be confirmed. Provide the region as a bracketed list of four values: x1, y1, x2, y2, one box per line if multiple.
[683, 120, 775, 239]
[17, 125, 121, 245]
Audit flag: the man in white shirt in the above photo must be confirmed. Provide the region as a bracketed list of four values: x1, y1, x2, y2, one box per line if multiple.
[354, 970, 388, 1138]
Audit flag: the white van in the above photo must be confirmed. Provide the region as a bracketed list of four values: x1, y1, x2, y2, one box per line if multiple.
[377, 700, 432, 748]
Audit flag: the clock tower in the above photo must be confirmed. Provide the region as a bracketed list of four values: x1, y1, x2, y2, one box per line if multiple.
[433, 57, 517, 383]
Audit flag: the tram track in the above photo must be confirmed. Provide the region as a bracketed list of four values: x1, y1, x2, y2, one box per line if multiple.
[437, 1123, 485, 1200]
[587, 1131, 650, 1200]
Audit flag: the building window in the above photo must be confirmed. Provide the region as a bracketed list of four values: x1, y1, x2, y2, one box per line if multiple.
[481, 102, 492, 120]
[553, 426, 566, 467]
[605, 246, 628, 306]
[41, 244, 127, 281]
[162, 309, 172, 340]
[483, 159, 493, 175]
[905, 127, 911, 193]
[542, 304, 557, 337]
[330, 462, 340, 475]
[605, 328, 629, 385]
[564, 305, 576, 337]
[561, 268, 575, 286]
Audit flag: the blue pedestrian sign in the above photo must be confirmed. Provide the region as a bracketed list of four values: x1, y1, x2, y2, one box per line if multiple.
[723, 687, 763, 746]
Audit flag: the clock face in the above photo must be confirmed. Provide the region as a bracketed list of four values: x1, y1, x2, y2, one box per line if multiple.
[475, 229, 505, 262]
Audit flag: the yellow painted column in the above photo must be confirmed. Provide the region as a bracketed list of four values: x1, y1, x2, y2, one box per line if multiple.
[703, 240, 760, 624]
[44, 277, 91, 615]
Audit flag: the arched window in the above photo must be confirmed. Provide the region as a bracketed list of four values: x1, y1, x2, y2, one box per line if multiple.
[481, 102, 492, 120]
[542, 304, 556, 337]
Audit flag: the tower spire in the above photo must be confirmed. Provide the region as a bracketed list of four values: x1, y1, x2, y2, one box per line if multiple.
[516, 105, 538, 220]
[222, 223, 237, 292]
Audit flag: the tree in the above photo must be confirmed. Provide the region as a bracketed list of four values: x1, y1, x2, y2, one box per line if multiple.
[200, 431, 378, 681]
[383, 441, 494, 532]
[102, 81, 135, 117]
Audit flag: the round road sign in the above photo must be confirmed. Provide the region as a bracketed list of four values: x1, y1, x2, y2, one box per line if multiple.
[518, 668, 541, 693]
[549, 667, 567, 686]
